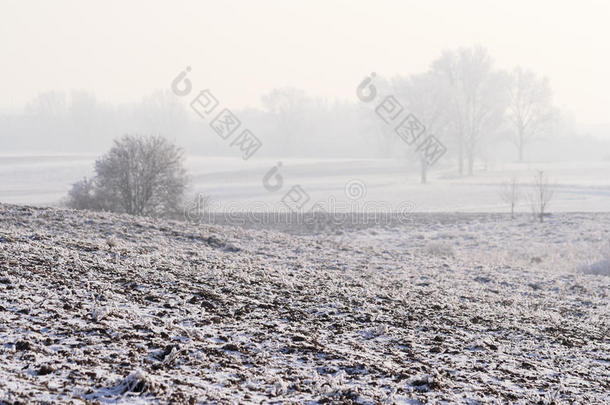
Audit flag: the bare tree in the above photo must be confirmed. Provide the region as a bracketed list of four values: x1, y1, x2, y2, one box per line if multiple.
[529, 170, 554, 223]
[393, 72, 452, 183]
[67, 135, 187, 217]
[432, 47, 509, 176]
[66, 177, 99, 211]
[507, 68, 556, 162]
[499, 177, 521, 219]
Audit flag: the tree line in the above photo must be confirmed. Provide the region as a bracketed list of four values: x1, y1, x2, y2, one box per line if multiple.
[0, 46, 594, 185]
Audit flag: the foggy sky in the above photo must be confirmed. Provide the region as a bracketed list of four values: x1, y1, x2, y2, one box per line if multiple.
[1, 0, 609, 129]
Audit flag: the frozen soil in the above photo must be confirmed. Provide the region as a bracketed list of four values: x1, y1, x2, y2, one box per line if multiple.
[0, 204, 608, 404]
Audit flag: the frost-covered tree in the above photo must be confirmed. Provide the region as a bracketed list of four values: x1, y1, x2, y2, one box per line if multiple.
[66, 177, 98, 211]
[432, 47, 510, 175]
[67, 135, 187, 217]
[392, 72, 452, 183]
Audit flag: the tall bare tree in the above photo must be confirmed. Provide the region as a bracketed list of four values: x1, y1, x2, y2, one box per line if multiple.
[392, 72, 451, 183]
[507, 68, 556, 162]
[432, 47, 509, 176]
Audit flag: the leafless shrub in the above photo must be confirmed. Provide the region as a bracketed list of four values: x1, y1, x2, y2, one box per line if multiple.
[66, 177, 99, 211]
[528, 170, 554, 223]
[499, 177, 521, 219]
[67, 135, 187, 217]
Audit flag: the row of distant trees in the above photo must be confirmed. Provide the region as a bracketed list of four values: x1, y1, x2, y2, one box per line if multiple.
[1, 46, 592, 183]
[0, 89, 190, 153]
[381, 46, 558, 182]
[236, 47, 561, 182]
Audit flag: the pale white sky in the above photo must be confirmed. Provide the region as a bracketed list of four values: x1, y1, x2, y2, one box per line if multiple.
[1, 0, 609, 126]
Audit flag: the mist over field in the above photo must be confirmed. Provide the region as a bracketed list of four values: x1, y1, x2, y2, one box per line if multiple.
[1, 1, 609, 403]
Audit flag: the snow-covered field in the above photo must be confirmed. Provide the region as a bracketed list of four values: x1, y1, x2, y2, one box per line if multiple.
[2, 155, 610, 212]
[1, 203, 608, 403]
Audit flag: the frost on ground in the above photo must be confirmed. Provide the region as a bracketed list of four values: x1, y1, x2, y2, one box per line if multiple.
[0, 204, 608, 404]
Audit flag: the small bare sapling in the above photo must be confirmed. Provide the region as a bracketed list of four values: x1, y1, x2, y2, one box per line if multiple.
[529, 170, 554, 223]
[499, 177, 521, 219]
